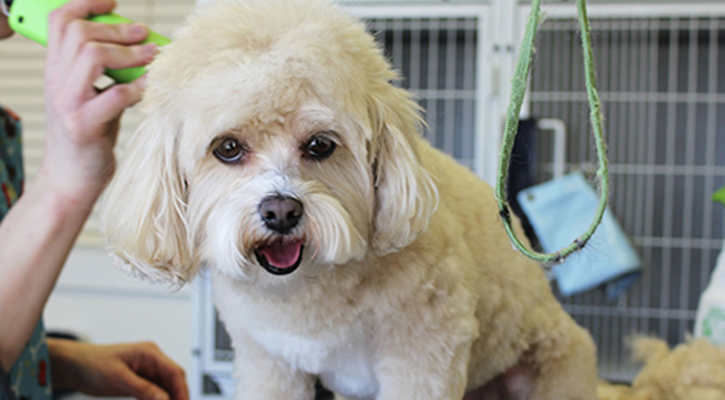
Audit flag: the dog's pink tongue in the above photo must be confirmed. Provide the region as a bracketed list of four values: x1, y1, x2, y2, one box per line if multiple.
[258, 241, 302, 269]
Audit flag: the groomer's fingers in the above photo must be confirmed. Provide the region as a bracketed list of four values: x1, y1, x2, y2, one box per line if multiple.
[65, 20, 149, 51]
[67, 41, 155, 92]
[114, 366, 170, 400]
[0, 14, 14, 39]
[48, 0, 117, 48]
[81, 76, 147, 126]
[168, 369, 189, 400]
[142, 348, 189, 400]
[80, 41, 156, 70]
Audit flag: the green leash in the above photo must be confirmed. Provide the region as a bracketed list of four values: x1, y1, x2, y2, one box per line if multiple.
[494, 0, 610, 265]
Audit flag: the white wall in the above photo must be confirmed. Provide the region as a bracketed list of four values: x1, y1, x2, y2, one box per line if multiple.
[44, 247, 195, 375]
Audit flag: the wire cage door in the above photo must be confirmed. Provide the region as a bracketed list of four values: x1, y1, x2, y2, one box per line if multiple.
[520, 1, 725, 382]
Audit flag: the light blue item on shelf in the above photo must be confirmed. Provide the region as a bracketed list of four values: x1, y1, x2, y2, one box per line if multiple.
[517, 172, 641, 297]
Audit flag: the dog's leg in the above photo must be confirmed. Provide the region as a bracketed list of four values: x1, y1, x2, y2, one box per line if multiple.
[528, 324, 598, 400]
[373, 316, 478, 400]
[231, 331, 316, 400]
[374, 343, 473, 400]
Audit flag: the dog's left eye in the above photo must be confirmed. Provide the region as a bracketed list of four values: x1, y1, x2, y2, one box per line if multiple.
[213, 137, 245, 163]
[305, 135, 336, 160]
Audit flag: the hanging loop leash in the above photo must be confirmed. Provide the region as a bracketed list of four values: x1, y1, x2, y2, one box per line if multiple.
[494, 0, 610, 266]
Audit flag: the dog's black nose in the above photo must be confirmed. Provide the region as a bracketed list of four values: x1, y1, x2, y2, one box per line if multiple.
[258, 195, 303, 234]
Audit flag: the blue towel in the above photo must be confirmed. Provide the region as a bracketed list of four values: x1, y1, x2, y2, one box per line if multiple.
[517, 172, 641, 297]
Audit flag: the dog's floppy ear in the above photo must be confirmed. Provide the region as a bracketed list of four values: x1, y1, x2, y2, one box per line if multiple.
[101, 111, 194, 285]
[368, 85, 438, 254]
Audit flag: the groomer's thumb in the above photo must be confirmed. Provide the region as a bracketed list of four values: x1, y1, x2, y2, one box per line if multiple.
[120, 370, 170, 400]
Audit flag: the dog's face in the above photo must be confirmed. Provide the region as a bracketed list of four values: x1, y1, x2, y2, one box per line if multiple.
[101, 0, 437, 285]
[185, 98, 375, 282]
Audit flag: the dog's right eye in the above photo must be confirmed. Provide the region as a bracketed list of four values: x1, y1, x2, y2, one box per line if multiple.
[305, 135, 337, 160]
[213, 138, 245, 163]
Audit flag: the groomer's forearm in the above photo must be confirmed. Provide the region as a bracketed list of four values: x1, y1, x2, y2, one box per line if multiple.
[0, 172, 100, 369]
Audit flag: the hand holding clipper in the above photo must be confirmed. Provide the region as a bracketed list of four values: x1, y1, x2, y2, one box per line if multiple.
[2, 0, 170, 82]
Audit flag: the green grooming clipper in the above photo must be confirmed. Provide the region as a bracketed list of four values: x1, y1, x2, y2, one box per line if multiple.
[3, 0, 170, 83]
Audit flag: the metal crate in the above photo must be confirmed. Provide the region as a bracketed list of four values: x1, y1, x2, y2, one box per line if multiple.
[528, 13, 725, 381]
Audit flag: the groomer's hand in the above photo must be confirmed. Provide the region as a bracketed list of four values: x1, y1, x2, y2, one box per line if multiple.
[0, 10, 13, 38]
[48, 339, 189, 400]
[38, 0, 155, 206]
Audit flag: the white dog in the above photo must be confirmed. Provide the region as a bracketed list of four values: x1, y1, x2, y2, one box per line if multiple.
[101, 1, 598, 399]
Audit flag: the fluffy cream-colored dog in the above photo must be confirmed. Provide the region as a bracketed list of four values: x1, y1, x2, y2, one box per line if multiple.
[101, 0, 597, 399]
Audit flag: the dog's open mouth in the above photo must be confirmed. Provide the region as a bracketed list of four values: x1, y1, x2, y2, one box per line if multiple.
[254, 240, 304, 276]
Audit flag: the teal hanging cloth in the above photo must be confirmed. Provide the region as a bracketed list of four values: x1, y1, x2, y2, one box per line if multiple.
[517, 172, 641, 297]
[495, 0, 610, 266]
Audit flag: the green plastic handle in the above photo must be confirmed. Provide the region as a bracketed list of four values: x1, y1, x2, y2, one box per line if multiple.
[8, 0, 171, 83]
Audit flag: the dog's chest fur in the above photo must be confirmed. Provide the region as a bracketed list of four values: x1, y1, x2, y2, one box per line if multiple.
[214, 277, 379, 399]
[253, 326, 377, 398]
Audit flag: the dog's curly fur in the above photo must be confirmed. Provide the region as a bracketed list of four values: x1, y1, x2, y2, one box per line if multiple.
[101, 1, 597, 399]
[597, 337, 725, 400]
